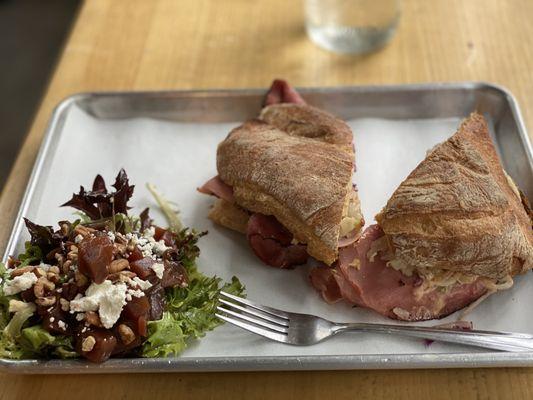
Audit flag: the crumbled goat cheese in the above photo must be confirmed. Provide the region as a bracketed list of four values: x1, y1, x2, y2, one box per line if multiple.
[126, 288, 145, 301]
[50, 317, 55, 323]
[38, 263, 52, 271]
[150, 263, 165, 279]
[3, 272, 38, 295]
[137, 237, 155, 258]
[107, 231, 116, 242]
[144, 226, 156, 238]
[74, 234, 84, 244]
[75, 312, 85, 321]
[132, 277, 152, 291]
[69, 280, 128, 329]
[8, 299, 36, 314]
[58, 320, 66, 331]
[152, 241, 168, 256]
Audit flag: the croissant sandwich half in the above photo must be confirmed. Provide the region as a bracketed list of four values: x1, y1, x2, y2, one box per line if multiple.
[311, 113, 533, 321]
[199, 79, 364, 268]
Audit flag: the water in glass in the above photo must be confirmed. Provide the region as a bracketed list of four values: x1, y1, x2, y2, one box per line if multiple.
[305, 0, 401, 54]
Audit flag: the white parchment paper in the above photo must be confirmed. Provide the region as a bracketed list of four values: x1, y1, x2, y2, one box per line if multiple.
[15, 104, 532, 359]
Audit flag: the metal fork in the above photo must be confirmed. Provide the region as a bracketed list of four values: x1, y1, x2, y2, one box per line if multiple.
[216, 291, 533, 352]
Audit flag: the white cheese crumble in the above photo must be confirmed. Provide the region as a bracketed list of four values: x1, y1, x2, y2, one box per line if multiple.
[75, 312, 85, 321]
[144, 227, 156, 238]
[151, 263, 165, 279]
[126, 229, 168, 259]
[3, 272, 38, 295]
[58, 320, 67, 331]
[132, 277, 152, 291]
[74, 234, 84, 244]
[69, 280, 128, 329]
[107, 231, 116, 242]
[125, 288, 145, 301]
[152, 241, 168, 256]
[38, 262, 53, 271]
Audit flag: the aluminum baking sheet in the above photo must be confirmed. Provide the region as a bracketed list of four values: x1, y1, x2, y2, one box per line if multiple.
[1, 83, 532, 373]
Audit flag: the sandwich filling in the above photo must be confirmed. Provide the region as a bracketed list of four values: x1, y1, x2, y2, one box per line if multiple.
[198, 175, 364, 268]
[310, 224, 492, 321]
[367, 236, 514, 296]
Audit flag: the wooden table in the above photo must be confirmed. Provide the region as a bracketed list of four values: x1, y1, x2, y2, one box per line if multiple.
[1, 0, 533, 398]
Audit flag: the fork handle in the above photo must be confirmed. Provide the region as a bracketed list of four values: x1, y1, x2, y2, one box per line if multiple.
[333, 323, 533, 352]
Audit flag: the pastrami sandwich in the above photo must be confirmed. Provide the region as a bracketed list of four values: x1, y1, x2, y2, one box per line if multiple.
[311, 113, 533, 321]
[200, 80, 532, 322]
[199, 80, 364, 268]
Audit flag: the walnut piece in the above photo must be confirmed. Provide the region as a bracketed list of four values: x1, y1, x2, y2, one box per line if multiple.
[118, 324, 136, 345]
[81, 336, 96, 352]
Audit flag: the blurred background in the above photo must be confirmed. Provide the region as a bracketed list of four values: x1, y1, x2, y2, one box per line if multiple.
[0, 0, 79, 189]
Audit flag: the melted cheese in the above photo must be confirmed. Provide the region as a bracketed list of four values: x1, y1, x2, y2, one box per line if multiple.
[339, 190, 363, 238]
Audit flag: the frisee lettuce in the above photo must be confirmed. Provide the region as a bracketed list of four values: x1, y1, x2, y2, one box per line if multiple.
[0, 262, 76, 360]
[17, 243, 43, 267]
[141, 273, 244, 358]
[146, 183, 183, 232]
[141, 185, 244, 358]
[19, 326, 77, 358]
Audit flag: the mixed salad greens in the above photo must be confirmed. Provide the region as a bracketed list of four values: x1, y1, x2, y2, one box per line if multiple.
[0, 170, 243, 362]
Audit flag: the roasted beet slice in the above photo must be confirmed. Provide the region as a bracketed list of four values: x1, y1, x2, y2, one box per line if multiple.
[41, 303, 70, 335]
[129, 257, 155, 280]
[153, 227, 175, 247]
[127, 246, 144, 262]
[136, 316, 147, 338]
[76, 328, 117, 363]
[60, 282, 79, 301]
[20, 287, 36, 303]
[153, 226, 166, 241]
[145, 283, 165, 321]
[122, 296, 150, 336]
[161, 260, 188, 288]
[78, 235, 113, 283]
[159, 231, 175, 247]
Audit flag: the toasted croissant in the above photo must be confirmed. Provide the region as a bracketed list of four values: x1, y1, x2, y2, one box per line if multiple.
[216, 104, 363, 265]
[376, 113, 533, 280]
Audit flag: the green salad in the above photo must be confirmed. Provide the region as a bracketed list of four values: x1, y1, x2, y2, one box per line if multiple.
[0, 170, 243, 362]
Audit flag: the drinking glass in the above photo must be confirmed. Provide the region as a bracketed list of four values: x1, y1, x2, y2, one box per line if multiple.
[305, 0, 401, 54]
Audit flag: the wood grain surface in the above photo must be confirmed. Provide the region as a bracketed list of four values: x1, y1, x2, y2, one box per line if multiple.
[1, 0, 533, 398]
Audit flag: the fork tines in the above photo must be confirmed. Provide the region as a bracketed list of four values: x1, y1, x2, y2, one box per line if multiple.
[216, 291, 290, 342]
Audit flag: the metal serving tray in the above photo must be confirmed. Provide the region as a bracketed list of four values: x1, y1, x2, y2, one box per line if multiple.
[1, 82, 532, 374]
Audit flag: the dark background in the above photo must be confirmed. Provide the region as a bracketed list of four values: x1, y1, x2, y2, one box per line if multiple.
[0, 0, 80, 190]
